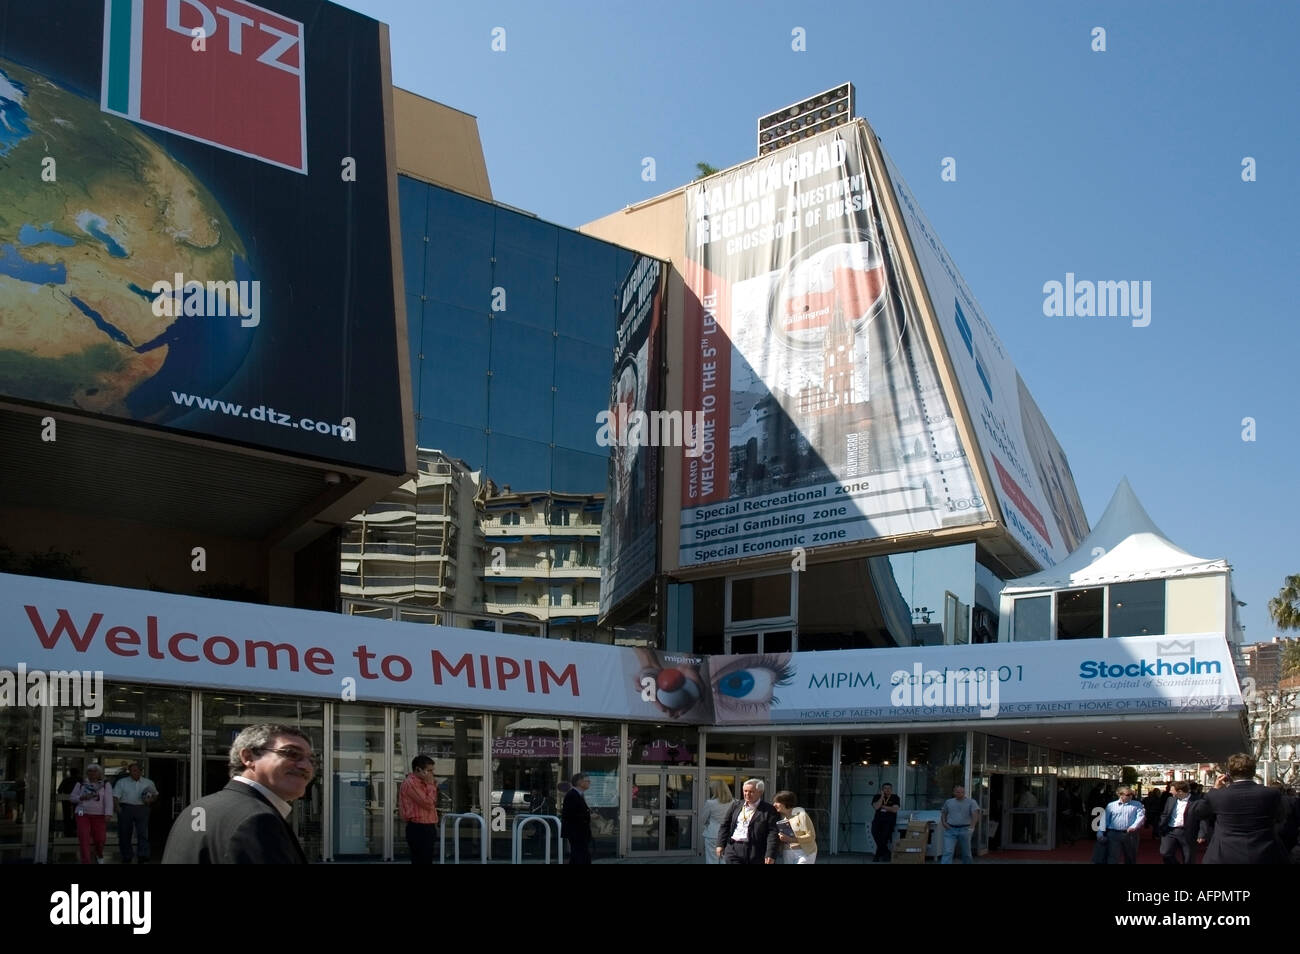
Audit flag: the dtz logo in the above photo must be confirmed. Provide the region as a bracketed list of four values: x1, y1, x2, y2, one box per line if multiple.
[101, 0, 307, 173]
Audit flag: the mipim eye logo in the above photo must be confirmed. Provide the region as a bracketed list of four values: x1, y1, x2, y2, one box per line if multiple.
[100, 0, 307, 173]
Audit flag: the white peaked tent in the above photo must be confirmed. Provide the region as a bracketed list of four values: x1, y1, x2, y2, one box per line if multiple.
[1002, 477, 1227, 593]
[998, 478, 1241, 644]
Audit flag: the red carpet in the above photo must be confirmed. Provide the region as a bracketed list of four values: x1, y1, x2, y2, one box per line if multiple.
[985, 830, 1193, 864]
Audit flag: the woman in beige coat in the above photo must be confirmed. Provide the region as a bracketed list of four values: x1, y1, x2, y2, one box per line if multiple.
[773, 790, 818, 864]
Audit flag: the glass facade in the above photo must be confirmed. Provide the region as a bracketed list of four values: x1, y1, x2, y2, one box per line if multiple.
[201, 693, 325, 863]
[775, 736, 833, 851]
[352, 176, 648, 643]
[0, 704, 38, 864]
[694, 542, 987, 654]
[489, 714, 572, 861]
[4, 684, 1133, 862]
[838, 734, 901, 855]
[393, 709, 484, 862]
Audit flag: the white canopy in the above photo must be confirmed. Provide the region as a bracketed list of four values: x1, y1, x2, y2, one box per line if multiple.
[1002, 478, 1227, 593]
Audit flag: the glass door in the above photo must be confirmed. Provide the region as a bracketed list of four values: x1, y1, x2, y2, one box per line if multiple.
[49, 750, 187, 864]
[1004, 775, 1054, 849]
[628, 768, 697, 855]
[147, 755, 189, 863]
[333, 704, 386, 859]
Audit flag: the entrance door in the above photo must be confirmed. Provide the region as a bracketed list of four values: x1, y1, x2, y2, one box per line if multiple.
[147, 756, 188, 863]
[1003, 775, 1054, 849]
[628, 768, 697, 855]
[49, 751, 188, 864]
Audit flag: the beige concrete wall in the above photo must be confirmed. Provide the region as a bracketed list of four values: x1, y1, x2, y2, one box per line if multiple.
[1166, 574, 1228, 634]
[393, 88, 492, 200]
[580, 190, 685, 263]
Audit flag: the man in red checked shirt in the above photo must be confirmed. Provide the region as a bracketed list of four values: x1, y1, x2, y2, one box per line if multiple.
[399, 756, 439, 864]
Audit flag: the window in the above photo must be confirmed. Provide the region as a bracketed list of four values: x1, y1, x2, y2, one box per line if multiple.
[1108, 580, 1165, 637]
[1013, 596, 1050, 642]
[730, 573, 792, 623]
[1056, 588, 1104, 640]
[500, 512, 520, 526]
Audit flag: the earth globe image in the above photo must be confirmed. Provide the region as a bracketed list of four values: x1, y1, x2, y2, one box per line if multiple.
[0, 57, 256, 422]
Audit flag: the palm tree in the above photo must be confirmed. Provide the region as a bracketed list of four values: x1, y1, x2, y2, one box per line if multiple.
[1282, 638, 1300, 679]
[694, 162, 719, 180]
[1268, 574, 1300, 632]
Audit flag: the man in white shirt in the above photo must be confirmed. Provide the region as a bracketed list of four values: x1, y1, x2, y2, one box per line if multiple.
[113, 762, 158, 863]
[714, 778, 780, 864]
[1158, 780, 1198, 864]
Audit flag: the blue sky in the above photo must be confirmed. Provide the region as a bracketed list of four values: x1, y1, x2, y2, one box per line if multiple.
[337, 0, 1299, 645]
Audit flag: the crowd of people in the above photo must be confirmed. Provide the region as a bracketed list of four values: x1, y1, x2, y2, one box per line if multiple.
[1092, 753, 1299, 865]
[50, 724, 1296, 865]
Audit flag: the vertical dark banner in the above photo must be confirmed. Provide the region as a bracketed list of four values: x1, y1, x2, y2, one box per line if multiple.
[679, 124, 989, 568]
[599, 254, 663, 619]
[0, 0, 405, 472]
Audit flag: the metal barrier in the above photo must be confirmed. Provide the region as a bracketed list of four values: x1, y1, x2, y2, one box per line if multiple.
[511, 813, 563, 864]
[439, 812, 487, 864]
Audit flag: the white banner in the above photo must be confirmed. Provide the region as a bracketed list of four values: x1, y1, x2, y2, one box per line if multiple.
[706, 632, 1243, 724]
[679, 126, 990, 568]
[883, 151, 1090, 567]
[0, 575, 1241, 728]
[0, 573, 640, 720]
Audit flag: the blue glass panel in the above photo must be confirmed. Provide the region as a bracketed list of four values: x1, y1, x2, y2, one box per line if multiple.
[405, 293, 423, 409]
[487, 432, 552, 492]
[613, 248, 637, 286]
[427, 186, 494, 246]
[553, 446, 608, 495]
[397, 176, 429, 297]
[493, 206, 558, 257]
[557, 268, 617, 345]
[420, 304, 489, 430]
[554, 335, 612, 452]
[488, 318, 553, 441]
[426, 225, 492, 313]
[418, 418, 487, 471]
[491, 251, 556, 333]
[557, 228, 617, 276]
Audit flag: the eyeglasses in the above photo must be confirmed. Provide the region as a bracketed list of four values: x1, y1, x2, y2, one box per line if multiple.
[258, 746, 320, 769]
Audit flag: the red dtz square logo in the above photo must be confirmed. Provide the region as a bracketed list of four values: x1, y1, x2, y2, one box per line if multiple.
[102, 0, 307, 173]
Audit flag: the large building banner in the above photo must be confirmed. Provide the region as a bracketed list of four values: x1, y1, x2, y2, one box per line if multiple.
[882, 151, 1089, 567]
[679, 124, 990, 567]
[0, 0, 406, 472]
[599, 254, 664, 618]
[0, 573, 1241, 726]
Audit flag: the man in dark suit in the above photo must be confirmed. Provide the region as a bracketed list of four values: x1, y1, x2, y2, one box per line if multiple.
[1158, 780, 1200, 864]
[1268, 781, 1299, 863]
[1193, 753, 1288, 865]
[714, 778, 780, 864]
[561, 772, 593, 864]
[162, 723, 314, 864]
